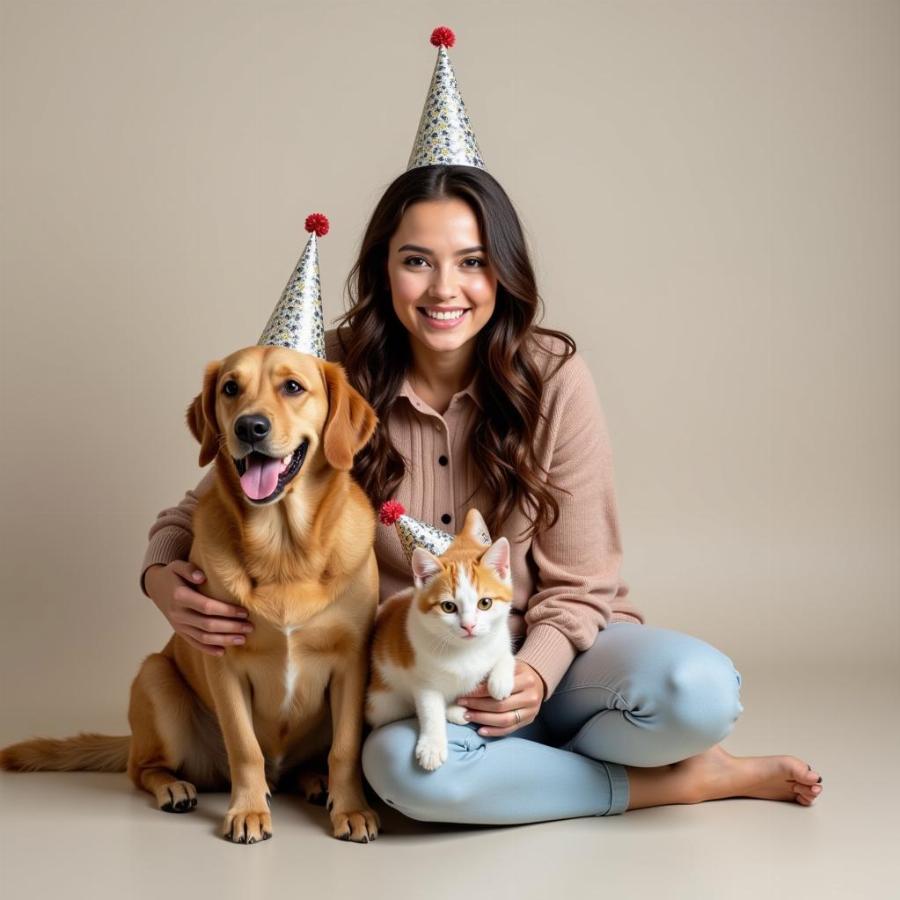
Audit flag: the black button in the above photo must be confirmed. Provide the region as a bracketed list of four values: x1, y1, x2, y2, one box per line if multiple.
[438, 455, 448, 466]
[441, 513, 452, 525]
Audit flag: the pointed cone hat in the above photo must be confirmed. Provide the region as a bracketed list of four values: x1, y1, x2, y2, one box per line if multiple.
[379, 501, 455, 562]
[407, 26, 485, 171]
[258, 213, 329, 358]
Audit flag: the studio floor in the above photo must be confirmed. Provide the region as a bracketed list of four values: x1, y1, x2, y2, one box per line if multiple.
[1, 666, 896, 900]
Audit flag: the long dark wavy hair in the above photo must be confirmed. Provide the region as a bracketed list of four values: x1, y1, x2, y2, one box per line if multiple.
[336, 165, 575, 538]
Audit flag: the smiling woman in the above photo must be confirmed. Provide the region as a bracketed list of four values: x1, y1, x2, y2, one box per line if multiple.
[338, 164, 577, 540]
[141, 162, 824, 827]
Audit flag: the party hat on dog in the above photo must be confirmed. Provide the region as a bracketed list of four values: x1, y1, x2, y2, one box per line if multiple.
[258, 213, 329, 358]
[407, 26, 485, 171]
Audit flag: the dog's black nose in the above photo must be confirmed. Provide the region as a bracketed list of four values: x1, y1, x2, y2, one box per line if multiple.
[235, 415, 271, 444]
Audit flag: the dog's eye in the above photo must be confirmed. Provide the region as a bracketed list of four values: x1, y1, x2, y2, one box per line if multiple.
[283, 380, 304, 395]
[477, 597, 493, 611]
[440, 601, 457, 614]
[222, 380, 239, 397]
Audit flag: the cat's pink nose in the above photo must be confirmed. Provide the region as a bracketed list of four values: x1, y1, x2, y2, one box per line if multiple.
[462, 624, 475, 636]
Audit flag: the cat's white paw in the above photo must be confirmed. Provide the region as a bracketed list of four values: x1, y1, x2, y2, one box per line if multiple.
[415, 734, 448, 771]
[446, 704, 469, 726]
[488, 669, 514, 701]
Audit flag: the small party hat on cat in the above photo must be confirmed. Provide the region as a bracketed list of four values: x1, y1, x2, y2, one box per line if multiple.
[407, 26, 485, 171]
[257, 212, 329, 358]
[379, 501, 491, 561]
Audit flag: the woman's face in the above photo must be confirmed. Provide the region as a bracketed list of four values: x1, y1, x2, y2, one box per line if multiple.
[386, 198, 498, 358]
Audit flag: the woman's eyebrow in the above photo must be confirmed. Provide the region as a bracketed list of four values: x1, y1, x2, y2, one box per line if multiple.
[397, 243, 485, 255]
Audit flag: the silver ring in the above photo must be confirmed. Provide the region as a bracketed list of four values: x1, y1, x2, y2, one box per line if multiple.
[513, 709, 521, 725]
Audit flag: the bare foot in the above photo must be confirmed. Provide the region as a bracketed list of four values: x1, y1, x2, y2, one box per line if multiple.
[672, 744, 824, 806]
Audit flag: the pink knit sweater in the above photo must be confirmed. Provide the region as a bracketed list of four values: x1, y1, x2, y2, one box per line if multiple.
[141, 330, 644, 698]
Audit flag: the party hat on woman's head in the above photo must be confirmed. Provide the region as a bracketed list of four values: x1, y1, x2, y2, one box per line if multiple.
[379, 501, 455, 562]
[258, 213, 329, 358]
[407, 26, 485, 171]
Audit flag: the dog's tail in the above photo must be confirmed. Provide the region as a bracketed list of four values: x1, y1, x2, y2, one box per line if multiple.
[0, 733, 130, 772]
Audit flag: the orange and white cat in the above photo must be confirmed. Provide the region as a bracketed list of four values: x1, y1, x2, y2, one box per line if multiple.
[366, 509, 515, 770]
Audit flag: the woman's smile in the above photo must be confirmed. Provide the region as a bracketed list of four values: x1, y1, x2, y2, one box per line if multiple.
[417, 305, 472, 329]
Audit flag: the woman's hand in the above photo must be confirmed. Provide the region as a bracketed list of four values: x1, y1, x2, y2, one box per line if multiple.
[144, 561, 253, 657]
[456, 660, 545, 737]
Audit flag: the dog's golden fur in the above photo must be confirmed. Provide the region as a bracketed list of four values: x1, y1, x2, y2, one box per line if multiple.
[1, 346, 381, 844]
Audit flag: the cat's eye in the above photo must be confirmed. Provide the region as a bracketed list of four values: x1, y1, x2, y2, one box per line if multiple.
[440, 601, 457, 614]
[477, 597, 493, 610]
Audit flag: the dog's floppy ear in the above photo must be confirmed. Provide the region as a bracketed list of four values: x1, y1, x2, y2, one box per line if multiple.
[186, 360, 222, 467]
[322, 361, 377, 471]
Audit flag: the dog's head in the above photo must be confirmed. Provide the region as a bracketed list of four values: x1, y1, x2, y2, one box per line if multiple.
[186, 346, 377, 505]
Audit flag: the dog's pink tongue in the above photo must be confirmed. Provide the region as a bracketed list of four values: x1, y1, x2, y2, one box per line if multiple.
[240, 456, 282, 500]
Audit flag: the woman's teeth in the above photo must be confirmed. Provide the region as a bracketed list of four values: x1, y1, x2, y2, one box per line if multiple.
[422, 308, 466, 320]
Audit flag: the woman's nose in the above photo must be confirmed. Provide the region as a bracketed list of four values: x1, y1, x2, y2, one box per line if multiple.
[428, 267, 459, 300]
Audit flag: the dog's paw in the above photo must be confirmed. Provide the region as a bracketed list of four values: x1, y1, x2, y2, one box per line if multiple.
[446, 704, 469, 726]
[415, 734, 447, 771]
[222, 808, 273, 844]
[297, 770, 329, 806]
[330, 806, 380, 843]
[488, 669, 514, 701]
[155, 780, 198, 813]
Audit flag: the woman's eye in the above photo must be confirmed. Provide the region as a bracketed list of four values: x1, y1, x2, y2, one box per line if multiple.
[477, 597, 493, 610]
[222, 380, 239, 397]
[283, 380, 304, 395]
[462, 257, 485, 268]
[403, 256, 428, 268]
[440, 601, 457, 614]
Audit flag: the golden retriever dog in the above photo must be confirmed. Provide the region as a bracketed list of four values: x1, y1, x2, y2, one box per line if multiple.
[1, 346, 381, 844]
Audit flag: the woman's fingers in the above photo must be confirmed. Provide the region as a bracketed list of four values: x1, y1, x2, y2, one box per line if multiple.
[179, 630, 225, 657]
[458, 691, 538, 713]
[177, 610, 253, 636]
[174, 586, 249, 620]
[181, 624, 239, 651]
[466, 710, 523, 728]
[171, 560, 206, 584]
[472, 708, 537, 737]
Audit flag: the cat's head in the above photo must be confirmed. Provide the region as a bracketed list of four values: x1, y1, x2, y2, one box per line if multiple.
[410, 509, 513, 643]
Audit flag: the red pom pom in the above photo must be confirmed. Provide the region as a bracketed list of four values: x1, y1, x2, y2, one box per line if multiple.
[379, 500, 406, 526]
[430, 26, 455, 48]
[305, 213, 329, 237]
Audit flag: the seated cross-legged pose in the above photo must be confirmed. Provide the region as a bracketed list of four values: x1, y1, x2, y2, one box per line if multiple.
[142, 29, 824, 825]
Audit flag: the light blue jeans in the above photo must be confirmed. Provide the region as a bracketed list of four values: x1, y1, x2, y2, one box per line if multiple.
[361, 623, 744, 824]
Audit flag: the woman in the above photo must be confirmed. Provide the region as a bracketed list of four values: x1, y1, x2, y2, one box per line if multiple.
[143, 165, 823, 823]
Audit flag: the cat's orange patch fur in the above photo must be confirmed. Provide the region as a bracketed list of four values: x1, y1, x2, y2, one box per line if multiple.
[369, 510, 512, 676]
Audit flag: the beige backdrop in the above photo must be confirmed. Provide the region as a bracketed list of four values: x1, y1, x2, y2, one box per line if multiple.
[1, 0, 897, 725]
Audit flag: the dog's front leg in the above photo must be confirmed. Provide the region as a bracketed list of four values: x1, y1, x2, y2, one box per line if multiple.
[327, 653, 380, 843]
[205, 661, 272, 844]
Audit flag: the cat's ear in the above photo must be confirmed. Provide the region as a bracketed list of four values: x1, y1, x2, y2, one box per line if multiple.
[411, 547, 443, 587]
[480, 537, 511, 582]
[462, 508, 491, 546]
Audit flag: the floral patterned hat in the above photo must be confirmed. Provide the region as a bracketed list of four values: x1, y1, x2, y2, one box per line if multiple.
[257, 213, 329, 358]
[379, 500, 455, 561]
[379, 501, 492, 563]
[407, 26, 485, 171]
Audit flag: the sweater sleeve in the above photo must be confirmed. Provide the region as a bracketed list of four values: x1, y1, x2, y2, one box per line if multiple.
[139, 469, 216, 595]
[515, 353, 643, 698]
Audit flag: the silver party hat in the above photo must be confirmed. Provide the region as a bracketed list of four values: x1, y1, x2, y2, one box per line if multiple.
[258, 213, 328, 358]
[379, 500, 454, 562]
[407, 26, 485, 171]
